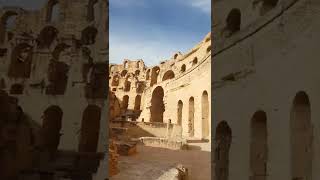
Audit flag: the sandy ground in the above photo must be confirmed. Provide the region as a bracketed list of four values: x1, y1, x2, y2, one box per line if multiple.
[110, 143, 211, 180]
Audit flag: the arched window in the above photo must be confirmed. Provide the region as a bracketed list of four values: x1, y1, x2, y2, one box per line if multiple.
[111, 75, 119, 86]
[192, 57, 198, 66]
[135, 70, 140, 76]
[46, 0, 60, 23]
[260, 0, 279, 15]
[122, 95, 129, 110]
[124, 61, 128, 68]
[121, 70, 127, 77]
[162, 70, 175, 81]
[37, 26, 59, 49]
[150, 66, 160, 86]
[146, 69, 150, 80]
[150, 86, 164, 122]
[87, 0, 98, 22]
[224, 8, 241, 37]
[181, 64, 186, 72]
[81, 26, 98, 45]
[174, 53, 178, 59]
[0, 11, 18, 43]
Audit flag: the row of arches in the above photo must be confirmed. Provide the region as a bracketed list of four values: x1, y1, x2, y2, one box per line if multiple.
[0, 0, 100, 43]
[214, 91, 313, 180]
[121, 95, 141, 111]
[123, 61, 143, 69]
[42, 104, 102, 153]
[46, 0, 99, 23]
[150, 86, 210, 138]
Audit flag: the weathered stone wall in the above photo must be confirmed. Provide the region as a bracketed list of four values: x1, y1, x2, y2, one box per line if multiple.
[110, 121, 183, 139]
[212, 0, 320, 179]
[0, 0, 108, 153]
[109, 33, 211, 141]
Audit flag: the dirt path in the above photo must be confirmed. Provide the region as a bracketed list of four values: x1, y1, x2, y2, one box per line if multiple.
[111, 143, 211, 180]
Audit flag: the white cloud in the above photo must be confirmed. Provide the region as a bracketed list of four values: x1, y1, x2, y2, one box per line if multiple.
[185, 0, 211, 14]
[110, 35, 183, 66]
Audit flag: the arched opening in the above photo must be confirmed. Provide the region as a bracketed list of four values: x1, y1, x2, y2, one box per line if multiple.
[37, 26, 58, 49]
[188, 97, 195, 137]
[85, 62, 108, 99]
[224, 8, 241, 37]
[177, 100, 183, 125]
[136, 61, 140, 68]
[46, 60, 69, 95]
[214, 121, 232, 180]
[146, 69, 150, 80]
[150, 66, 160, 86]
[162, 70, 175, 81]
[192, 57, 198, 66]
[46, 0, 60, 22]
[260, 0, 279, 15]
[135, 70, 140, 76]
[150, 86, 164, 122]
[0, 11, 18, 43]
[134, 95, 141, 111]
[290, 91, 313, 180]
[207, 45, 211, 53]
[250, 111, 268, 180]
[111, 75, 119, 86]
[122, 95, 129, 110]
[174, 53, 178, 59]
[8, 43, 33, 78]
[87, 0, 98, 21]
[121, 70, 127, 77]
[136, 82, 144, 93]
[81, 26, 98, 45]
[181, 64, 186, 72]
[10, 84, 24, 95]
[202, 91, 209, 138]
[124, 78, 131, 92]
[124, 61, 128, 68]
[41, 106, 63, 154]
[78, 105, 101, 152]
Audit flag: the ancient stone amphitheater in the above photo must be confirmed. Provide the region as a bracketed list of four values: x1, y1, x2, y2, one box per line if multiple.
[0, 0, 109, 179]
[108, 32, 211, 179]
[213, 0, 320, 179]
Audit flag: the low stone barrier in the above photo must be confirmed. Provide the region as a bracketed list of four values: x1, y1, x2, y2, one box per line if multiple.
[139, 137, 188, 150]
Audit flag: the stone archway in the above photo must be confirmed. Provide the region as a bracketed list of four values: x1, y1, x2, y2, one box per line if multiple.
[134, 95, 141, 111]
[122, 95, 129, 110]
[150, 86, 164, 122]
[41, 105, 63, 153]
[214, 121, 232, 180]
[162, 70, 175, 81]
[188, 97, 195, 137]
[0, 11, 18, 43]
[87, 0, 98, 21]
[290, 91, 313, 180]
[150, 66, 160, 86]
[202, 91, 209, 139]
[177, 100, 183, 125]
[78, 105, 101, 152]
[250, 111, 268, 180]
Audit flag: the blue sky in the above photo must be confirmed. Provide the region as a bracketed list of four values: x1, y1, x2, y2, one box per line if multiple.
[0, 0, 211, 66]
[110, 0, 210, 66]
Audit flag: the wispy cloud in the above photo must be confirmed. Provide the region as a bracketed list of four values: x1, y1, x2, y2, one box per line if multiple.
[109, 33, 196, 66]
[184, 0, 211, 14]
[110, 0, 146, 8]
